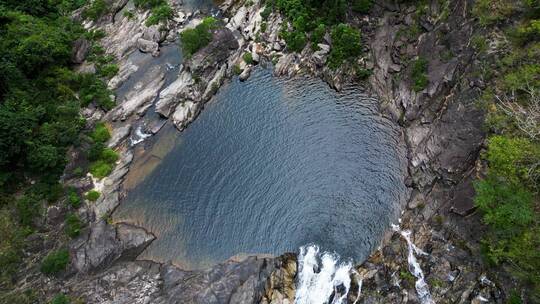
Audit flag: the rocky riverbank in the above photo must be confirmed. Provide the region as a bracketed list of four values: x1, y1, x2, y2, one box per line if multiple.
[24, 0, 509, 302]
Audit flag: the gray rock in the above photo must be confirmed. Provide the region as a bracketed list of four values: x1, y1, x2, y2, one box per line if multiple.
[172, 101, 198, 130]
[137, 38, 159, 56]
[108, 125, 131, 148]
[187, 28, 239, 76]
[71, 220, 154, 273]
[239, 66, 251, 81]
[46, 206, 64, 226]
[274, 54, 295, 76]
[72, 38, 91, 64]
[317, 43, 330, 54]
[155, 70, 194, 117]
[109, 65, 165, 121]
[142, 25, 161, 42]
[251, 50, 260, 63]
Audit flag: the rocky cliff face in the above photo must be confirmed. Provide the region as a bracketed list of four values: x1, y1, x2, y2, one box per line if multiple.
[353, 0, 503, 302]
[25, 0, 506, 303]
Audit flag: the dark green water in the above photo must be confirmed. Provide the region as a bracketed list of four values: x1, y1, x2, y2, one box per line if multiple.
[114, 68, 407, 269]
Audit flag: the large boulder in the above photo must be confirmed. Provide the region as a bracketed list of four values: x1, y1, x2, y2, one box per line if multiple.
[71, 220, 155, 273]
[155, 70, 195, 117]
[137, 38, 159, 56]
[187, 28, 239, 77]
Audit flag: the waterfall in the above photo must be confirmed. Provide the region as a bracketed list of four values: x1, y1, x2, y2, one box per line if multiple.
[392, 224, 435, 304]
[131, 126, 152, 146]
[295, 245, 359, 304]
[294, 227, 433, 304]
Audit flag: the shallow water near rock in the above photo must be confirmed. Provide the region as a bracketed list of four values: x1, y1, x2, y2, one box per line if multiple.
[114, 68, 407, 270]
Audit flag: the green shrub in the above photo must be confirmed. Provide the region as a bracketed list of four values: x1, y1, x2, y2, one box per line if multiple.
[85, 29, 106, 41]
[502, 64, 540, 93]
[260, 5, 272, 20]
[328, 24, 362, 69]
[472, 0, 515, 26]
[243, 52, 254, 64]
[0, 209, 25, 284]
[88, 142, 105, 161]
[123, 10, 135, 19]
[352, 0, 373, 13]
[0, 289, 38, 304]
[91, 123, 111, 143]
[67, 187, 81, 208]
[471, 35, 488, 53]
[40, 249, 69, 275]
[89, 161, 113, 179]
[77, 73, 115, 110]
[399, 270, 415, 285]
[282, 30, 307, 52]
[97, 63, 119, 79]
[64, 213, 82, 238]
[355, 65, 371, 79]
[233, 65, 242, 75]
[100, 148, 119, 164]
[260, 22, 268, 33]
[180, 17, 218, 56]
[86, 190, 100, 201]
[508, 290, 523, 304]
[145, 4, 173, 26]
[411, 57, 429, 92]
[16, 195, 40, 226]
[483, 136, 538, 184]
[311, 23, 326, 47]
[73, 167, 84, 177]
[84, 0, 108, 21]
[50, 294, 70, 304]
[475, 135, 540, 293]
[475, 178, 533, 231]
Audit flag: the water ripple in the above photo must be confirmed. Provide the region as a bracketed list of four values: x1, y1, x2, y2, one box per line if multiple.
[114, 68, 407, 269]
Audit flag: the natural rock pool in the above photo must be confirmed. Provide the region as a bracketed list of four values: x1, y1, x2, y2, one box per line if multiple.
[114, 68, 408, 270]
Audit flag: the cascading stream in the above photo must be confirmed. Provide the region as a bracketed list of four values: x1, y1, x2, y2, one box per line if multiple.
[295, 225, 435, 304]
[295, 245, 361, 304]
[392, 224, 435, 304]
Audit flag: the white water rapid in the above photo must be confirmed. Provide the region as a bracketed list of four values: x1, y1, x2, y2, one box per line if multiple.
[294, 227, 435, 304]
[131, 126, 152, 146]
[392, 224, 435, 304]
[295, 245, 361, 304]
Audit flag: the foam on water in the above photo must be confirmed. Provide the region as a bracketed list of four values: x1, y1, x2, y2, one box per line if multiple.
[295, 245, 357, 304]
[131, 126, 152, 146]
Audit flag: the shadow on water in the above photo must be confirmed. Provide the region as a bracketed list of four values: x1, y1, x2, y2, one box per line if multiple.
[114, 68, 408, 270]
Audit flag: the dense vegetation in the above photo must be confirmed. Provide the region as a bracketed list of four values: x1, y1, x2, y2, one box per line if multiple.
[261, 0, 364, 68]
[472, 0, 540, 300]
[180, 17, 218, 56]
[133, 0, 173, 26]
[0, 0, 117, 301]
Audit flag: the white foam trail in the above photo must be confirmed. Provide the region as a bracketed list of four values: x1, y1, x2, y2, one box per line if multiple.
[352, 271, 362, 304]
[295, 245, 356, 304]
[392, 224, 435, 304]
[131, 126, 152, 146]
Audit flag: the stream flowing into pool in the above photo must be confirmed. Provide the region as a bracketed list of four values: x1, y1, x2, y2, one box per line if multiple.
[114, 68, 407, 270]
